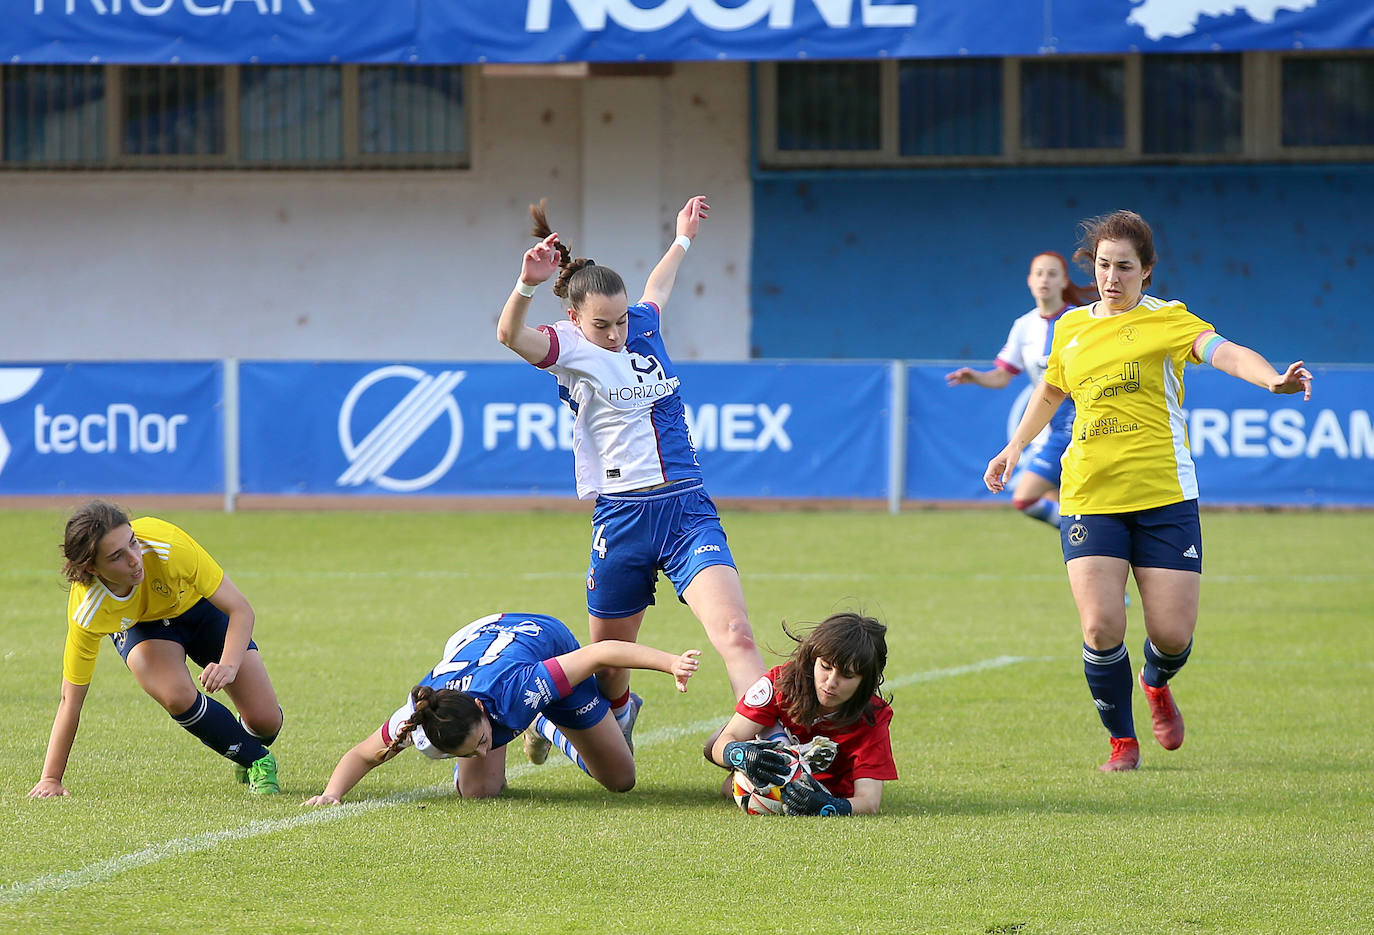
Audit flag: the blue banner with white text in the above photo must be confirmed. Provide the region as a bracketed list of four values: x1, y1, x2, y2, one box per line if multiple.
[906, 363, 1374, 506]
[0, 362, 222, 494]
[237, 360, 889, 497]
[6, 0, 1371, 65]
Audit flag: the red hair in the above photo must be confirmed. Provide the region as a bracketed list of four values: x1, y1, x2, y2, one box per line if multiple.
[1031, 251, 1097, 307]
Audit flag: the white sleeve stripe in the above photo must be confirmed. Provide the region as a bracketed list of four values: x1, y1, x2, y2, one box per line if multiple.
[73, 589, 106, 629]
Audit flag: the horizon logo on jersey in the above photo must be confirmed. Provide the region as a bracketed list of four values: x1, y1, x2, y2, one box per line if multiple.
[31, 0, 317, 17]
[525, 0, 917, 32]
[336, 365, 465, 493]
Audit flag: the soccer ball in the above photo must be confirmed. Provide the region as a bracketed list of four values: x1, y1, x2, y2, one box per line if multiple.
[730, 770, 785, 815]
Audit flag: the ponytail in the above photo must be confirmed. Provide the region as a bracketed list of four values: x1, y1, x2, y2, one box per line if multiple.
[529, 199, 626, 306]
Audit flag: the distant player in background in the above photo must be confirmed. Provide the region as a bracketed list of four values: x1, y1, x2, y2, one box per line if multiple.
[985, 210, 1312, 772]
[30, 500, 284, 798]
[302, 613, 699, 804]
[705, 612, 896, 816]
[947, 251, 1097, 529]
[495, 194, 765, 760]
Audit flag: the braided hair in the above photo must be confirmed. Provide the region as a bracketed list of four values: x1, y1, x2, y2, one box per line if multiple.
[529, 199, 626, 308]
[384, 686, 484, 758]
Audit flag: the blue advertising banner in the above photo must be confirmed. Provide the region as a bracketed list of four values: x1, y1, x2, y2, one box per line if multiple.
[906, 363, 1374, 506]
[6, 0, 1371, 65]
[0, 362, 222, 494]
[237, 360, 889, 498]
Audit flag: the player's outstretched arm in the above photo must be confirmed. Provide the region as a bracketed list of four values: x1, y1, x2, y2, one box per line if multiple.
[496, 232, 560, 365]
[555, 641, 701, 693]
[302, 726, 396, 806]
[848, 777, 884, 815]
[985, 380, 1067, 493]
[705, 712, 793, 788]
[946, 366, 1014, 389]
[29, 678, 90, 798]
[640, 195, 708, 311]
[1207, 339, 1313, 400]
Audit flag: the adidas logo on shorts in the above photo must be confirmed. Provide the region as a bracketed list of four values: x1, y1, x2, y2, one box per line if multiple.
[1183, 545, 1199, 559]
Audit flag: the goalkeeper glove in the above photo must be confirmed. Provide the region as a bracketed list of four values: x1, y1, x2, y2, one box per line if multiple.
[722, 739, 793, 787]
[781, 771, 853, 816]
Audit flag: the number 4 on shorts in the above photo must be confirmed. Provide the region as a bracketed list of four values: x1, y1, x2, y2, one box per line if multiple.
[592, 523, 609, 559]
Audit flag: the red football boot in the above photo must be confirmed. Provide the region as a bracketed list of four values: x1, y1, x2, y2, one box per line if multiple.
[1098, 736, 1140, 772]
[1139, 670, 1185, 750]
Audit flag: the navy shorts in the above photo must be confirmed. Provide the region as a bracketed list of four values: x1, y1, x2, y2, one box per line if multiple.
[586, 479, 736, 619]
[110, 598, 259, 668]
[1023, 426, 1071, 486]
[1060, 499, 1202, 572]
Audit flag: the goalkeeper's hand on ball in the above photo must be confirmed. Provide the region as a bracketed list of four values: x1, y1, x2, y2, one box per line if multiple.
[722, 739, 793, 787]
[781, 771, 853, 816]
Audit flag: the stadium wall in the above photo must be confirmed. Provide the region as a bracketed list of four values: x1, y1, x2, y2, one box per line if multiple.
[751, 163, 1374, 362]
[0, 64, 753, 363]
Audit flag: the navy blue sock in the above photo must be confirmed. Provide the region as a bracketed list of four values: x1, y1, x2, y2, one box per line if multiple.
[173, 694, 267, 767]
[1083, 642, 1135, 738]
[1142, 638, 1192, 688]
[1021, 498, 1061, 528]
[239, 706, 283, 747]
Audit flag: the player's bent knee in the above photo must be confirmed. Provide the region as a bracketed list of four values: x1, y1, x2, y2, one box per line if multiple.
[150, 685, 199, 714]
[603, 771, 635, 793]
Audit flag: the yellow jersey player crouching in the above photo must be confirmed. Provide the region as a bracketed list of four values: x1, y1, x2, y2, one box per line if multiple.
[29, 501, 285, 798]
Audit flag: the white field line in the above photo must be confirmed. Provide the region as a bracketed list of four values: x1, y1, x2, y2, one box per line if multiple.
[8, 566, 1363, 580]
[2, 654, 1047, 906]
[3, 569, 1365, 583]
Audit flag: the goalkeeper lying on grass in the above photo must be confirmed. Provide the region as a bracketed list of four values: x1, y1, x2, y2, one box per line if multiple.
[704, 613, 896, 815]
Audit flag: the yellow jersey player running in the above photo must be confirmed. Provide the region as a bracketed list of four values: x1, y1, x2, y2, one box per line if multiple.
[30, 501, 284, 797]
[984, 210, 1312, 772]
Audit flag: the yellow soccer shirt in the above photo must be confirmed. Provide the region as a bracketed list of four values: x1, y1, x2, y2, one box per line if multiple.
[63, 517, 225, 685]
[1043, 295, 1214, 514]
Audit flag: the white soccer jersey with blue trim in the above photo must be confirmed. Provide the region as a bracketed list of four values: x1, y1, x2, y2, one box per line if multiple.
[538, 302, 702, 499]
[996, 305, 1078, 435]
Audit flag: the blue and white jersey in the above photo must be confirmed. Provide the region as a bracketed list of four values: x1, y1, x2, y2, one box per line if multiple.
[537, 302, 702, 499]
[995, 305, 1077, 436]
[382, 613, 581, 760]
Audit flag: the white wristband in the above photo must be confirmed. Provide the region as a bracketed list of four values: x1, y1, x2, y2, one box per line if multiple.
[673, 234, 692, 253]
[515, 279, 538, 298]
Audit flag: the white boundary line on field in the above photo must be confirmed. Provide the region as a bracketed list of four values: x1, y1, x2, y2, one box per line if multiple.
[1, 654, 1048, 906]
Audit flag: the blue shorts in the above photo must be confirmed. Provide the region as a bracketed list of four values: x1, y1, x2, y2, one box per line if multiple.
[544, 678, 611, 732]
[586, 479, 736, 619]
[1060, 499, 1202, 572]
[525, 617, 608, 733]
[110, 598, 259, 668]
[1023, 426, 1071, 486]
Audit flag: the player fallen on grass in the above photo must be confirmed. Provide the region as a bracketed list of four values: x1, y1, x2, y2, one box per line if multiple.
[303, 613, 699, 804]
[704, 613, 897, 816]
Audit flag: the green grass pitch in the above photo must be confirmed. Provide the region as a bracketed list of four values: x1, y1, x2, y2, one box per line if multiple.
[3, 507, 1371, 933]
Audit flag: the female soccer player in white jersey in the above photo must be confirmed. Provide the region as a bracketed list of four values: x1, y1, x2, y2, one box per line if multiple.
[302, 613, 699, 803]
[947, 251, 1096, 528]
[496, 195, 765, 754]
[984, 211, 1312, 772]
[30, 501, 284, 797]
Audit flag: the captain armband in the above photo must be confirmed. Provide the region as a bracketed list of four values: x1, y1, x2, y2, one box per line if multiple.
[1199, 333, 1229, 365]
